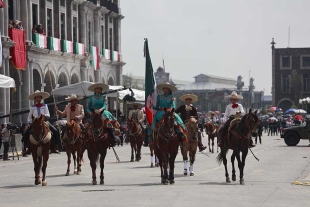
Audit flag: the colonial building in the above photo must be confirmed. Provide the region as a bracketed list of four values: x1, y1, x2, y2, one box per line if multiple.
[271, 38, 310, 111]
[0, 0, 125, 123]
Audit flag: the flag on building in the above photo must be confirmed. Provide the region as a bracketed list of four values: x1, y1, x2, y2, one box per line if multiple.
[61, 40, 73, 53]
[32, 33, 47, 48]
[90, 46, 99, 70]
[0, 31, 2, 67]
[73, 42, 85, 55]
[9, 28, 26, 70]
[111, 51, 119, 61]
[47, 37, 61, 51]
[144, 38, 157, 125]
[0, 0, 5, 8]
[103, 49, 110, 60]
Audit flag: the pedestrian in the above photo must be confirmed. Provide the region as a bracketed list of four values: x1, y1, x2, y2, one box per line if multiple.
[1, 123, 10, 160]
[306, 119, 310, 147]
[268, 120, 273, 136]
[273, 120, 278, 136]
[255, 121, 263, 144]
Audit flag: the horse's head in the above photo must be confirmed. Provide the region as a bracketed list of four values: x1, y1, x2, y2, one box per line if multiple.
[204, 121, 213, 134]
[32, 115, 47, 140]
[163, 108, 175, 125]
[91, 110, 106, 139]
[127, 117, 135, 130]
[186, 118, 198, 139]
[66, 119, 79, 139]
[240, 108, 259, 136]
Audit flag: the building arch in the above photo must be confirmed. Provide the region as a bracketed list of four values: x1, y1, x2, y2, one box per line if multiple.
[71, 73, 80, 84]
[102, 77, 105, 83]
[33, 69, 41, 91]
[277, 98, 294, 112]
[108, 76, 114, 85]
[32, 62, 44, 81]
[70, 66, 81, 83]
[43, 64, 57, 84]
[89, 76, 94, 82]
[57, 65, 70, 84]
[107, 71, 116, 85]
[58, 72, 68, 87]
[44, 70, 56, 95]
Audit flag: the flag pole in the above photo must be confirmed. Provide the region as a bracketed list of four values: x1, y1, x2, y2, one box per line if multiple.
[162, 58, 167, 82]
[48, 66, 58, 121]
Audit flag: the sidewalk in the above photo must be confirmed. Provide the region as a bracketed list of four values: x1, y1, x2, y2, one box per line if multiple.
[0, 134, 23, 158]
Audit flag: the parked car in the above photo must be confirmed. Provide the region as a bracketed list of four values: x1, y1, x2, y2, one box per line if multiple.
[280, 125, 309, 146]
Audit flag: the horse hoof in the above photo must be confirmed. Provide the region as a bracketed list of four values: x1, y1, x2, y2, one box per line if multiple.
[35, 180, 40, 185]
[150, 163, 154, 168]
[232, 175, 236, 181]
[92, 180, 97, 185]
[190, 173, 194, 176]
[42, 181, 47, 186]
[169, 180, 175, 184]
[100, 180, 104, 185]
[65, 172, 69, 176]
[226, 178, 231, 183]
[77, 171, 81, 175]
[74, 170, 77, 174]
[130, 159, 134, 162]
[155, 163, 159, 167]
[162, 180, 169, 185]
[240, 179, 245, 185]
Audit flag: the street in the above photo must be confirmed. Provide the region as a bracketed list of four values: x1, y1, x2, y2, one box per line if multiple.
[1, 132, 310, 207]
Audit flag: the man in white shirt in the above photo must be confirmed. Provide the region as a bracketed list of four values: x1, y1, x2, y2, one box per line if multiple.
[1, 123, 10, 160]
[23, 90, 60, 154]
[128, 102, 146, 146]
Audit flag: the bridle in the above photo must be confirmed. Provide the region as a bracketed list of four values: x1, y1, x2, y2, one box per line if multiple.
[159, 113, 176, 138]
[32, 118, 48, 143]
[186, 120, 198, 141]
[128, 120, 142, 136]
[66, 121, 80, 144]
[88, 114, 108, 142]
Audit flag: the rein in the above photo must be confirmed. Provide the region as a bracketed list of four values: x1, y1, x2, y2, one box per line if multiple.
[31, 119, 49, 145]
[66, 123, 80, 145]
[88, 117, 108, 142]
[128, 121, 142, 137]
[158, 121, 175, 138]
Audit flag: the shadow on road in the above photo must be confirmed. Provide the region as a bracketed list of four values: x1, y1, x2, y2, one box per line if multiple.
[277, 145, 310, 148]
[0, 184, 35, 189]
[200, 181, 238, 185]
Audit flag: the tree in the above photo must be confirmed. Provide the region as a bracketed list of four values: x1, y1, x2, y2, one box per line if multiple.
[260, 107, 267, 115]
[289, 69, 303, 105]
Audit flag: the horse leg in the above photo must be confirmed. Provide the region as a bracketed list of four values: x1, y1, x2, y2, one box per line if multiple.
[130, 141, 134, 162]
[137, 141, 142, 161]
[32, 152, 41, 185]
[237, 149, 248, 185]
[73, 151, 77, 174]
[134, 144, 138, 161]
[100, 149, 108, 185]
[217, 137, 219, 153]
[181, 143, 188, 175]
[211, 137, 215, 153]
[66, 149, 71, 176]
[208, 136, 211, 152]
[88, 150, 98, 185]
[169, 152, 177, 184]
[41, 149, 49, 186]
[77, 146, 82, 175]
[222, 149, 230, 183]
[150, 145, 154, 167]
[231, 151, 236, 181]
[189, 147, 196, 176]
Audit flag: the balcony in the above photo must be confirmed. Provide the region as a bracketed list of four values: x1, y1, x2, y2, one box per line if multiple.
[100, 0, 118, 14]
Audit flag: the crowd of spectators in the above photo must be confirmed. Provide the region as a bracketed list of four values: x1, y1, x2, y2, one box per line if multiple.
[8, 19, 24, 30]
[32, 24, 45, 35]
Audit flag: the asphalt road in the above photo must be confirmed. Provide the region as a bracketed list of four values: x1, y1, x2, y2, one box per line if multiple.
[1, 132, 310, 207]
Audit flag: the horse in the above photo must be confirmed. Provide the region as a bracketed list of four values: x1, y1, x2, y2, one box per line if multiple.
[29, 115, 51, 186]
[216, 109, 258, 185]
[181, 118, 198, 176]
[204, 121, 219, 153]
[149, 143, 159, 168]
[127, 118, 143, 162]
[154, 108, 179, 185]
[64, 119, 84, 176]
[85, 111, 109, 185]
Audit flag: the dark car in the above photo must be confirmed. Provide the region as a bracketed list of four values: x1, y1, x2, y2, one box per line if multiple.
[280, 125, 309, 146]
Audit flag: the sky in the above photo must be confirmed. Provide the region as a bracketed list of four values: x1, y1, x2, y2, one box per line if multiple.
[121, 0, 310, 95]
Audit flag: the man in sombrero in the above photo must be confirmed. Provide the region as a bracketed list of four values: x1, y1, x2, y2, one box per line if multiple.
[23, 90, 61, 154]
[219, 91, 255, 148]
[128, 102, 147, 145]
[55, 93, 85, 139]
[175, 94, 207, 152]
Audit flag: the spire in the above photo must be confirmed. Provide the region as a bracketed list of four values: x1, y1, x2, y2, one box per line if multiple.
[271, 38, 276, 49]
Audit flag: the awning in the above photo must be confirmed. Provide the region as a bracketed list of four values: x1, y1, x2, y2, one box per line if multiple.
[0, 74, 16, 88]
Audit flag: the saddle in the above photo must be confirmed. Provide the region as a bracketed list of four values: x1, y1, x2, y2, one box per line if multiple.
[226, 117, 241, 144]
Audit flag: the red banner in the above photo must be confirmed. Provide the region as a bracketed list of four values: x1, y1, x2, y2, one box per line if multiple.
[0, 0, 5, 8]
[9, 28, 26, 70]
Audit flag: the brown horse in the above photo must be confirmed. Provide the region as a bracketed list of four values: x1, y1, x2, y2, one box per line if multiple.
[155, 108, 179, 185]
[127, 118, 143, 162]
[204, 121, 219, 153]
[29, 115, 51, 186]
[85, 111, 109, 185]
[181, 118, 198, 176]
[64, 120, 84, 176]
[216, 109, 258, 185]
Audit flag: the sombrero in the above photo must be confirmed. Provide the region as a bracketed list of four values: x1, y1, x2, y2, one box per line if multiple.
[65, 93, 83, 101]
[28, 90, 50, 100]
[225, 91, 243, 99]
[179, 94, 198, 102]
[88, 83, 109, 92]
[129, 102, 143, 108]
[156, 82, 177, 92]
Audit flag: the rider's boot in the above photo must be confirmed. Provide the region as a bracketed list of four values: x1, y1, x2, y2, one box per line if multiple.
[148, 135, 154, 145]
[197, 132, 206, 152]
[249, 138, 256, 148]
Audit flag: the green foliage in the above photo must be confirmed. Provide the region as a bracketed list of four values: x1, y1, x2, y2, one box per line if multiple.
[290, 104, 297, 109]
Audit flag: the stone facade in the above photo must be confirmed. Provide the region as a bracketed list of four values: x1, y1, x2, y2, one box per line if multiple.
[0, 0, 125, 123]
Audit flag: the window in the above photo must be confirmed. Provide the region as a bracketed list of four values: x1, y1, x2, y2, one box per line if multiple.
[101, 25, 104, 52]
[109, 17, 113, 23]
[109, 28, 112, 50]
[282, 75, 290, 92]
[60, 13, 65, 39]
[73, 17, 77, 42]
[8, 0, 14, 20]
[303, 74, 310, 92]
[72, 4, 77, 11]
[282, 57, 290, 68]
[60, 0, 65, 7]
[32, 4, 38, 27]
[47, 0, 52, 2]
[303, 57, 310, 67]
[47, 8, 53, 36]
[88, 22, 92, 48]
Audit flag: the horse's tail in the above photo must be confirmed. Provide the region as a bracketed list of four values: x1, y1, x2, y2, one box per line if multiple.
[216, 147, 228, 165]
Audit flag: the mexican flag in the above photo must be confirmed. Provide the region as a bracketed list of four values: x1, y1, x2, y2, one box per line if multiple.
[61, 40, 73, 53]
[144, 39, 157, 125]
[47, 37, 61, 51]
[32, 33, 46, 48]
[111, 51, 119, 61]
[74, 42, 85, 55]
[90, 46, 99, 70]
[103, 49, 110, 60]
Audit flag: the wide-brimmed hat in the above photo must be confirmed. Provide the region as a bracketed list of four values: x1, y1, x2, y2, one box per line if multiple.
[129, 102, 143, 108]
[65, 93, 83, 101]
[156, 82, 177, 92]
[225, 91, 243, 99]
[88, 83, 109, 92]
[179, 94, 198, 102]
[28, 90, 50, 100]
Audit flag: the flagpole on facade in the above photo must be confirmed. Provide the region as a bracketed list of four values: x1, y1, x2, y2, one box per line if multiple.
[48, 66, 58, 121]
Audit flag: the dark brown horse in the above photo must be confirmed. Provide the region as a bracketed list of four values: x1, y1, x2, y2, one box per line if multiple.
[181, 118, 198, 176]
[29, 115, 51, 186]
[64, 120, 84, 176]
[216, 109, 258, 185]
[85, 111, 109, 185]
[204, 121, 219, 153]
[155, 108, 179, 185]
[127, 118, 143, 162]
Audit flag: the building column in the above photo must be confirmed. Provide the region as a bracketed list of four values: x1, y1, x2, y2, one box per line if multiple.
[0, 7, 4, 35]
[94, 70, 101, 82]
[20, 0, 29, 40]
[78, 5, 86, 46]
[21, 61, 31, 122]
[80, 68, 87, 81]
[27, 0, 32, 41]
[5, 57, 10, 122]
[94, 10, 100, 48]
[3, 0, 9, 36]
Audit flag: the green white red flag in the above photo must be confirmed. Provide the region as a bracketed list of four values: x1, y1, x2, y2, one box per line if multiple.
[144, 39, 157, 125]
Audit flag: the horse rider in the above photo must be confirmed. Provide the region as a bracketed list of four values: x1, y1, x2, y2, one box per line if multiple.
[128, 102, 147, 146]
[55, 93, 85, 139]
[86, 83, 121, 147]
[209, 112, 218, 126]
[219, 91, 255, 148]
[23, 90, 61, 154]
[175, 93, 207, 152]
[147, 82, 188, 144]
